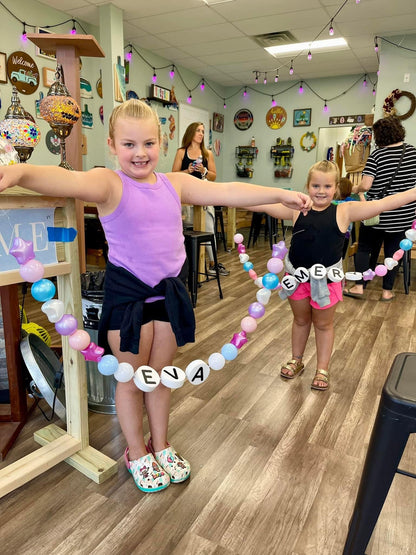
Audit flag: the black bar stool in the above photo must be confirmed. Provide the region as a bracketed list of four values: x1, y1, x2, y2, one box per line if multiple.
[247, 213, 284, 249]
[343, 352, 416, 554]
[183, 230, 223, 308]
[214, 206, 227, 251]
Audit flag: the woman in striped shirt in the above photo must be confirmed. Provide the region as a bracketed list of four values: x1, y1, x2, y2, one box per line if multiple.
[345, 116, 416, 301]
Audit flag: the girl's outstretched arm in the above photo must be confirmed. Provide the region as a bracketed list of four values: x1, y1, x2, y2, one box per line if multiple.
[0, 163, 116, 206]
[169, 172, 312, 214]
[243, 202, 296, 222]
[339, 187, 416, 225]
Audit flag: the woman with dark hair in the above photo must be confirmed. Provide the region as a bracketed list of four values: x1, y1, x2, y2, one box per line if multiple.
[345, 115, 416, 301]
[172, 122, 229, 276]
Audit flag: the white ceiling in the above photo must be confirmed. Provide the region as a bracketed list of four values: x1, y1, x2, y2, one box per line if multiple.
[36, 0, 416, 86]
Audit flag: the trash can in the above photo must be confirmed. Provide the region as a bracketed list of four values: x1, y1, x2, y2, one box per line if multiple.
[81, 271, 116, 414]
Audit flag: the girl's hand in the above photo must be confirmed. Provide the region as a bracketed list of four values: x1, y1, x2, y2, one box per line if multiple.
[194, 163, 204, 173]
[280, 190, 313, 214]
[188, 163, 195, 174]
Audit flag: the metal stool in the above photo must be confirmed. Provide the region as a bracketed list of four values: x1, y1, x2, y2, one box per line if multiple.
[183, 230, 223, 308]
[343, 352, 416, 554]
[247, 213, 284, 249]
[214, 206, 227, 251]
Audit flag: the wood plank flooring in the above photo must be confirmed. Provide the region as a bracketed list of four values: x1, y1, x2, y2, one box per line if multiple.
[1, 230, 416, 554]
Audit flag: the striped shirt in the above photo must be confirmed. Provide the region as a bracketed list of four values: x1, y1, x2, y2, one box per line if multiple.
[362, 143, 416, 231]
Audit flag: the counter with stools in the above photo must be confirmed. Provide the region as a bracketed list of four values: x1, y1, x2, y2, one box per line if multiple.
[343, 352, 416, 554]
[183, 230, 223, 307]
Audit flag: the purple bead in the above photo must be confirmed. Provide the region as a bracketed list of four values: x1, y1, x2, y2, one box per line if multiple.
[272, 241, 288, 259]
[248, 302, 266, 319]
[9, 237, 35, 265]
[363, 269, 375, 281]
[230, 330, 248, 349]
[55, 314, 78, 336]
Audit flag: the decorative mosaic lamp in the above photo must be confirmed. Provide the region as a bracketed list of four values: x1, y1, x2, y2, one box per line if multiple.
[0, 87, 41, 162]
[39, 63, 81, 170]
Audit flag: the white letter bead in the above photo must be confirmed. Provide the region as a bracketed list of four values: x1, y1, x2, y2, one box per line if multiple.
[185, 359, 210, 385]
[133, 365, 160, 392]
[345, 271, 363, 281]
[293, 267, 309, 283]
[114, 362, 135, 382]
[281, 274, 298, 291]
[327, 267, 344, 283]
[161, 366, 186, 389]
[309, 264, 327, 279]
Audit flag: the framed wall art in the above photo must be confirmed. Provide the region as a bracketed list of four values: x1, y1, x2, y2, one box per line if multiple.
[42, 67, 55, 88]
[293, 108, 312, 127]
[213, 112, 224, 133]
[0, 52, 7, 83]
[35, 27, 56, 61]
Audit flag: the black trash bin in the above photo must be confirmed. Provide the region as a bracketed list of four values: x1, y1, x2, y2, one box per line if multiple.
[81, 271, 116, 414]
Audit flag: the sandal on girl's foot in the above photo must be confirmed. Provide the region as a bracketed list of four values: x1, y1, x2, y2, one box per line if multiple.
[280, 359, 304, 379]
[147, 439, 191, 483]
[124, 447, 170, 493]
[311, 369, 329, 391]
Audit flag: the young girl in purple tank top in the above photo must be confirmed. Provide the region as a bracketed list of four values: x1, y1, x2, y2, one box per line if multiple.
[0, 99, 314, 494]
[246, 160, 416, 392]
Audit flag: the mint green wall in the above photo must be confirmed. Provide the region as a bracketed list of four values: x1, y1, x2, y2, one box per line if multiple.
[376, 34, 416, 146]
[1, 0, 413, 195]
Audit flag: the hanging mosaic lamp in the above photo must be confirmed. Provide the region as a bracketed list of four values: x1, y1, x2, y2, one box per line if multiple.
[39, 63, 80, 170]
[0, 86, 41, 162]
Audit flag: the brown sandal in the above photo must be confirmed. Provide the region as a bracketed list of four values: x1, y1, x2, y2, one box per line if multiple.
[311, 369, 329, 391]
[280, 359, 304, 379]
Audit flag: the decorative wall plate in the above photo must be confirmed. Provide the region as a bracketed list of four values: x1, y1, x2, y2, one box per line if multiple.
[266, 106, 287, 129]
[234, 109, 253, 130]
[7, 51, 39, 94]
[126, 90, 139, 99]
[45, 129, 60, 155]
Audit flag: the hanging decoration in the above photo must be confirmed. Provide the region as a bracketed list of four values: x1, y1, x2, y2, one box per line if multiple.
[45, 129, 60, 155]
[234, 109, 253, 130]
[266, 106, 287, 129]
[300, 131, 317, 152]
[383, 89, 416, 120]
[340, 125, 372, 172]
[6, 51, 39, 95]
[96, 70, 103, 98]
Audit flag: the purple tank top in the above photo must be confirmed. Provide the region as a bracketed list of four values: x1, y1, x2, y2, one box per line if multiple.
[99, 171, 186, 287]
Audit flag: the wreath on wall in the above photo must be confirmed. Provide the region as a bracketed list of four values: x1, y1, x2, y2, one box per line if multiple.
[300, 131, 317, 152]
[383, 89, 416, 120]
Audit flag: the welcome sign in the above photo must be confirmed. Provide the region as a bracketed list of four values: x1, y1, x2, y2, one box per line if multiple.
[0, 208, 57, 271]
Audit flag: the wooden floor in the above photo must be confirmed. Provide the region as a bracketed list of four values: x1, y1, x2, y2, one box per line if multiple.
[1, 230, 416, 555]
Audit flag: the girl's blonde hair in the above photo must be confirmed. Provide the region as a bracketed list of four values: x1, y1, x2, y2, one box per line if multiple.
[109, 99, 161, 142]
[180, 122, 209, 160]
[306, 160, 340, 189]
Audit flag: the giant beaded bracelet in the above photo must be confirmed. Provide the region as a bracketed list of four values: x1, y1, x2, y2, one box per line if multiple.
[8, 234, 286, 393]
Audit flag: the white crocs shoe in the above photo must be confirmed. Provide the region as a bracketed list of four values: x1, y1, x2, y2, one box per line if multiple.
[147, 439, 191, 483]
[124, 447, 170, 493]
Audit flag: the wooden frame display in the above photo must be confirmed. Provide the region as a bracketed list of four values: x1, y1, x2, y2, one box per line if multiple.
[42, 66, 55, 87]
[293, 108, 312, 127]
[0, 190, 117, 497]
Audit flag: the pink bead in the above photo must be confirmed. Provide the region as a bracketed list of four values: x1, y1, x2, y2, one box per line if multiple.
[240, 316, 258, 333]
[374, 264, 387, 277]
[248, 269, 257, 280]
[81, 342, 105, 362]
[230, 331, 248, 349]
[237, 244, 246, 254]
[234, 233, 244, 244]
[393, 249, 404, 261]
[68, 329, 91, 351]
[267, 257, 284, 274]
[19, 259, 45, 283]
[412, 220, 416, 230]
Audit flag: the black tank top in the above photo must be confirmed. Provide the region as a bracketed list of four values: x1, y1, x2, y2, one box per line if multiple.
[180, 149, 207, 180]
[289, 204, 345, 268]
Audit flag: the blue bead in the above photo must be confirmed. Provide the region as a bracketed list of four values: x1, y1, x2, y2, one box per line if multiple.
[221, 343, 238, 360]
[243, 261, 254, 272]
[262, 272, 279, 290]
[31, 279, 56, 302]
[400, 238, 413, 251]
[98, 355, 119, 376]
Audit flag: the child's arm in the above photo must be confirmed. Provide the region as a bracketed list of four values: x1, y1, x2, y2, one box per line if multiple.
[0, 163, 117, 207]
[169, 172, 312, 214]
[339, 187, 416, 225]
[243, 202, 295, 221]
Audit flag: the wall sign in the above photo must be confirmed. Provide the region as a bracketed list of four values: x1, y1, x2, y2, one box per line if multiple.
[150, 84, 171, 104]
[329, 114, 365, 125]
[266, 106, 287, 129]
[234, 109, 253, 130]
[7, 51, 39, 94]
